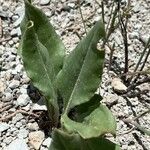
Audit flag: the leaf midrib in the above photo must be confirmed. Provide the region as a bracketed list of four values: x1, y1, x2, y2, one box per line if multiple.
[35, 34, 56, 103]
[65, 30, 98, 113]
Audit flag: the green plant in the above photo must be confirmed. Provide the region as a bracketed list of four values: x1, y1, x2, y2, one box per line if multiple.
[19, 0, 120, 149]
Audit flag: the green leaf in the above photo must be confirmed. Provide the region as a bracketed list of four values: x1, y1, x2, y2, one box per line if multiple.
[56, 20, 105, 112]
[56, 21, 116, 139]
[61, 103, 116, 139]
[21, 21, 59, 127]
[20, 0, 65, 75]
[69, 94, 102, 122]
[49, 129, 120, 150]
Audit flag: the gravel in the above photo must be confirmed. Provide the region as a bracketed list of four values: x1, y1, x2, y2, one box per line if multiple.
[0, 123, 10, 132]
[5, 139, 28, 150]
[17, 94, 30, 106]
[0, 0, 150, 150]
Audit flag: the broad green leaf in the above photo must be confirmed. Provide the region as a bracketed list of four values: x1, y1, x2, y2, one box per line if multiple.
[49, 129, 120, 150]
[69, 94, 102, 122]
[21, 21, 59, 127]
[56, 20, 105, 112]
[61, 103, 116, 139]
[20, 0, 65, 75]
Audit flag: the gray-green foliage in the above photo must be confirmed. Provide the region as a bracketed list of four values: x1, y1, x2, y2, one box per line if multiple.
[19, 0, 120, 149]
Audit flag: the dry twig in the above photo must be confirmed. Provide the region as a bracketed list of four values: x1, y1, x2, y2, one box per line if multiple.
[0, 109, 39, 122]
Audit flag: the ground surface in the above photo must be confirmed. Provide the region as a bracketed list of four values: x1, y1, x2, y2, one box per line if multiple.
[0, 0, 150, 150]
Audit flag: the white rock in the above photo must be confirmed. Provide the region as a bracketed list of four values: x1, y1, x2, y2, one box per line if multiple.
[10, 28, 18, 36]
[0, 80, 5, 93]
[6, 139, 28, 150]
[32, 103, 47, 111]
[40, 0, 50, 5]
[17, 94, 30, 106]
[103, 94, 118, 106]
[0, 123, 10, 132]
[29, 131, 45, 150]
[68, 3, 75, 8]
[18, 129, 29, 139]
[9, 80, 20, 89]
[15, 64, 23, 73]
[13, 15, 24, 27]
[27, 122, 39, 131]
[111, 78, 127, 93]
[12, 113, 24, 124]
[5, 92, 13, 102]
[42, 137, 52, 147]
[22, 104, 31, 111]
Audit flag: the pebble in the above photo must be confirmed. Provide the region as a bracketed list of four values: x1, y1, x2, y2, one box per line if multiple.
[129, 32, 139, 39]
[32, 103, 47, 111]
[29, 131, 45, 150]
[15, 64, 23, 73]
[111, 78, 127, 94]
[10, 28, 21, 37]
[17, 94, 30, 106]
[42, 137, 52, 147]
[103, 94, 118, 106]
[6, 139, 28, 150]
[0, 123, 10, 132]
[4, 92, 13, 102]
[133, 3, 140, 13]
[13, 15, 24, 27]
[12, 113, 24, 124]
[10, 29, 18, 36]
[16, 122, 22, 128]
[40, 0, 50, 5]
[0, 80, 5, 93]
[3, 137, 13, 145]
[22, 104, 31, 111]
[18, 129, 29, 139]
[9, 80, 20, 89]
[27, 122, 39, 131]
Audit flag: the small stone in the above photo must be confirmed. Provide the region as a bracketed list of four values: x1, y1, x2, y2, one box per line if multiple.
[0, 80, 6, 93]
[40, 146, 47, 150]
[111, 78, 127, 94]
[12, 113, 24, 124]
[6, 139, 28, 150]
[12, 15, 19, 21]
[9, 80, 20, 89]
[68, 3, 75, 8]
[15, 64, 23, 73]
[16, 122, 22, 128]
[40, 0, 50, 5]
[10, 29, 18, 36]
[114, 35, 122, 45]
[3, 137, 13, 145]
[18, 129, 29, 139]
[103, 94, 118, 106]
[10, 28, 21, 37]
[0, 123, 10, 132]
[42, 137, 52, 147]
[4, 92, 13, 102]
[8, 40, 14, 46]
[133, 3, 140, 13]
[29, 131, 45, 150]
[129, 32, 139, 39]
[17, 94, 30, 106]
[22, 104, 30, 111]
[32, 103, 47, 111]
[13, 16, 24, 27]
[27, 122, 39, 131]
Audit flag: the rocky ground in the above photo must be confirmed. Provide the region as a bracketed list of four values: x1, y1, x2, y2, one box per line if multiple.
[0, 0, 150, 150]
